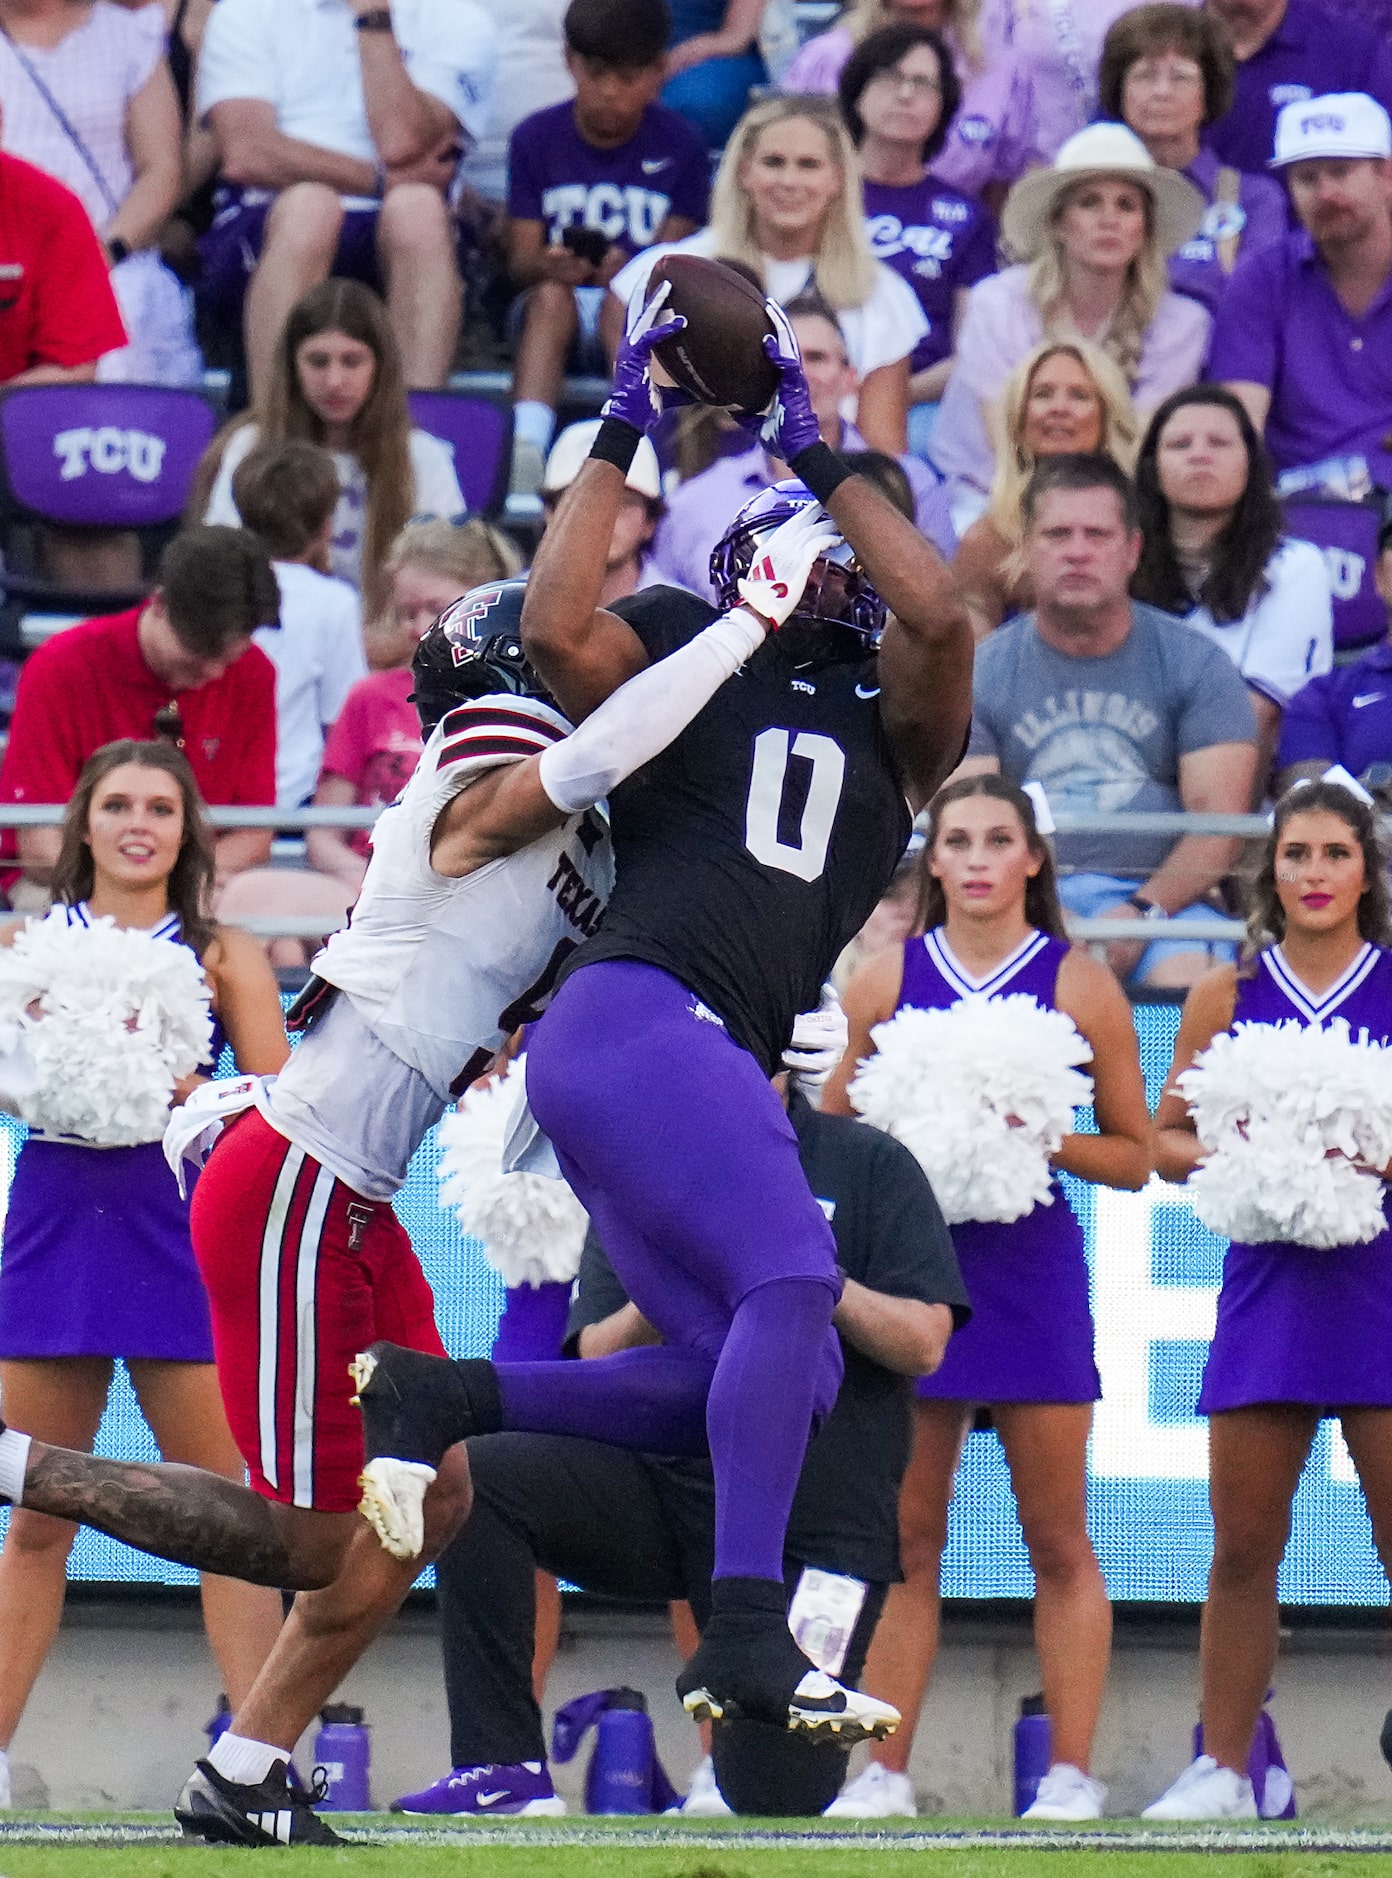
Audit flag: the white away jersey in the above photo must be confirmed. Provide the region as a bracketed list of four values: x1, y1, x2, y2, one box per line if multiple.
[311, 693, 613, 1102]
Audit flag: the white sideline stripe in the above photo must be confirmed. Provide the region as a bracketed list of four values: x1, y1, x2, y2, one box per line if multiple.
[257, 1146, 306, 1492]
[292, 1168, 335, 1508]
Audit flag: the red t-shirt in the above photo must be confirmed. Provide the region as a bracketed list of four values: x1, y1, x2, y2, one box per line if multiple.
[320, 669, 424, 857]
[0, 154, 126, 381]
[0, 608, 277, 853]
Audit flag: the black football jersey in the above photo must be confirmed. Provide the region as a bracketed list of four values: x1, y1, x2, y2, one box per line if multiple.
[564, 586, 913, 1074]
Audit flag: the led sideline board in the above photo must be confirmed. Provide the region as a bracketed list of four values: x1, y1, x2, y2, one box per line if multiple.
[0, 1004, 1383, 1605]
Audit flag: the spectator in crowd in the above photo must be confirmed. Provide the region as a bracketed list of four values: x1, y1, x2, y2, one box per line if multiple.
[194, 0, 497, 403]
[953, 338, 1139, 638]
[0, 739, 288, 1816]
[930, 123, 1210, 525]
[1211, 93, 1392, 493]
[0, 98, 125, 386]
[838, 24, 997, 405]
[781, 0, 1037, 201]
[307, 518, 520, 896]
[1202, 0, 1392, 179]
[650, 297, 954, 596]
[0, 526, 280, 907]
[606, 96, 929, 451]
[199, 279, 464, 611]
[1276, 500, 1392, 794]
[0, 0, 199, 385]
[231, 440, 367, 808]
[1098, 3, 1287, 317]
[660, 0, 765, 148]
[962, 453, 1257, 988]
[458, 0, 571, 207]
[505, 0, 709, 492]
[397, 1075, 966, 1820]
[1131, 387, 1332, 789]
[540, 419, 665, 604]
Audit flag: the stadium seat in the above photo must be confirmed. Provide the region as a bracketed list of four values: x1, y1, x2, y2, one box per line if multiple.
[407, 388, 515, 520]
[1280, 491, 1387, 656]
[0, 382, 219, 651]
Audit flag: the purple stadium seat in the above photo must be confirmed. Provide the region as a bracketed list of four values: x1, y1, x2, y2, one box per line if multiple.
[1281, 493, 1386, 656]
[406, 389, 513, 520]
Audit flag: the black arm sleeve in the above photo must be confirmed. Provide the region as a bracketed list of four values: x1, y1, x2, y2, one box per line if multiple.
[845, 1129, 972, 1328]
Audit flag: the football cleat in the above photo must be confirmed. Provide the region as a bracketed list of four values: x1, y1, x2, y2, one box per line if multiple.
[682, 1668, 899, 1743]
[357, 1457, 437, 1560]
[174, 1760, 345, 1847]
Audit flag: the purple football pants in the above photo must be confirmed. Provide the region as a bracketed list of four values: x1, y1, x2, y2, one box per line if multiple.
[521, 959, 844, 1584]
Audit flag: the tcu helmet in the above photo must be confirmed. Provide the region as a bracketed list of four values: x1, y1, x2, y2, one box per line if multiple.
[409, 580, 552, 736]
[710, 481, 887, 665]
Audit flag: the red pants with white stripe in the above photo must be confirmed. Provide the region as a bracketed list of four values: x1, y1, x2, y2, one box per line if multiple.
[191, 1109, 446, 1512]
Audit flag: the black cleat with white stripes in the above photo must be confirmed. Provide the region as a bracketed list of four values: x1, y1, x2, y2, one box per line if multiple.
[174, 1760, 345, 1847]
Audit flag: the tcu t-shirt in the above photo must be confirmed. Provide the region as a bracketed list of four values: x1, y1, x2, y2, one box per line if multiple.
[967, 603, 1256, 877]
[507, 101, 709, 259]
[861, 177, 995, 373]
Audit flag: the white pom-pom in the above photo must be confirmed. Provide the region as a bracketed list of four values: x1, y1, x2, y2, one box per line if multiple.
[1178, 1018, 1392, 1248]
[0, 911, 212, 1147]
[436, 1057, 588, 1287]
[848, 994, 1094, 1223]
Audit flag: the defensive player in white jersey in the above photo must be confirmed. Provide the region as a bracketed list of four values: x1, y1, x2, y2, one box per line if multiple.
[0, 517, 839, 1848]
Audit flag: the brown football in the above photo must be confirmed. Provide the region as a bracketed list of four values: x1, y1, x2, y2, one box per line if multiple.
[646, 253, 779, 413]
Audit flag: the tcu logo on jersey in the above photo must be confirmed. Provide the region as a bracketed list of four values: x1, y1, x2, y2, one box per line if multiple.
[53, 426, 167, 484]
[543, 183, 673, 251]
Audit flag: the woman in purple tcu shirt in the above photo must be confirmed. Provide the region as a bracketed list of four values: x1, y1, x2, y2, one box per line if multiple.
[822, 775, 1151, 1821]
[1148, 780, 1392, 1821]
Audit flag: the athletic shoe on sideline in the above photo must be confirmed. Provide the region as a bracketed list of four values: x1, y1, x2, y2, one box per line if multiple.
[175, 1760, 345, 1846]
[823, 1761, 917, 1818]
[1021, 1762, 1107, 1820]
[1142, 1755, 1257, 1820]
[681, 1756, 733, 1817]
[391, 1762, 566, 1817]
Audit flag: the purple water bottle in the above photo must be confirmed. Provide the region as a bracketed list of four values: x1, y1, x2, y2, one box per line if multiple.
[314, 1704, 371, 1812]
[204, 1694, 232, 1753]
[585, 1689, 654, 1815]
[1013, 1693, 1052, 1816]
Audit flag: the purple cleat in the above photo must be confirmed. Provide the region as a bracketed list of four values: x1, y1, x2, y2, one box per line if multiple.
[390, 1761, 567, 1818]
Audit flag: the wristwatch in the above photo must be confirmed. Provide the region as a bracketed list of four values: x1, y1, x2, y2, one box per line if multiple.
[354, 8, 394, 29]
[1126, 893, 1166, 921]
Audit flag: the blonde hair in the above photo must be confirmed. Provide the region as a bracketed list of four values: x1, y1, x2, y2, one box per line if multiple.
[843, 0, 982, 68]
[1027, 182, 1169, 389]
[381, 517, 522, 592]
[707, 97, 879, 311]
[985, 340, 1139, 547]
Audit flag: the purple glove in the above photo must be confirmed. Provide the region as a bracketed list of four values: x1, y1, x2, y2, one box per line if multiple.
[736, 298, 821, 462]
[600, 277, 689, 433]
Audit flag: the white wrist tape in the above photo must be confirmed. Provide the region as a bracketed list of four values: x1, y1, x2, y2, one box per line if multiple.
[0, 1426, 32, 1504]
[537, 606, 767, 813]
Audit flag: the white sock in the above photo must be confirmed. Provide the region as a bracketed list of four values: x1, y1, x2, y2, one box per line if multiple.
[208, 1731, 290, 1788]
[0, 1428, 30, 1504]
[513, 400, 557, 456]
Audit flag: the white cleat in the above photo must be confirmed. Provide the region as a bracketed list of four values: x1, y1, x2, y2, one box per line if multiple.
[681, 1672, 898, 1745]
[823, 1761, 917, 1818]
[1021, 1762, 1107, 1821]
[1142, 1755, 1257, 1821]
[357, 1456, 436, 1560]
[681, 1756, 733, 1817]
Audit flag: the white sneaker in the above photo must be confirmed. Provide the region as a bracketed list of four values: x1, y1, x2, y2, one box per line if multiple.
[0, 1745, 10, 1809]
[1142, 1755, 1257, 1821]
[1022, 1762, 1107, 1821]
[823, 1761, 917, 1818]
[681, 1756, 733, 1817]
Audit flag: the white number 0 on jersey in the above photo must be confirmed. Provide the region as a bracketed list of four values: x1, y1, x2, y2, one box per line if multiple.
[744, 728, 847, 882]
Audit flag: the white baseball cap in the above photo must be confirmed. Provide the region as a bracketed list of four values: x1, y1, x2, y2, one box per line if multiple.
[1271, 92, 1392, 168]
[540, 419, 663, 501]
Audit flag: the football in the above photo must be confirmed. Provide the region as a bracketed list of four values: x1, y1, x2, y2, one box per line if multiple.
[646, 254, 780, 413]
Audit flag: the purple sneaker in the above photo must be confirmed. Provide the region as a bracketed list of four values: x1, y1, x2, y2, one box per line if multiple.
[391, 1762, 566, 1817]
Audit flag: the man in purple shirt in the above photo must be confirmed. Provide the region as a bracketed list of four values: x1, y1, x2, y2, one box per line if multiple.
[1211, 93, 1392, 489]
[1203, 0, 1392, 177]
[1277, 501, 1392, 791]
[506, 0, 709, 491]
[650, 299, 955, 597]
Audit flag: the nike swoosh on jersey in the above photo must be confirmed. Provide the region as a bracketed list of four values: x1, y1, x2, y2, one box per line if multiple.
[1353, 693, 1386, 708]
[855, 682, 881, 699]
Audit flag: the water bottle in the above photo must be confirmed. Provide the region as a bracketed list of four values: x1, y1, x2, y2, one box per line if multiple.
[314, 1704, 371, 1812]
[585, 1689, 654, 1816]
[1013, 1693, 1052, 1816]
[1194, 1690, 1296, 1819]
[203, 1694, 232, 1753]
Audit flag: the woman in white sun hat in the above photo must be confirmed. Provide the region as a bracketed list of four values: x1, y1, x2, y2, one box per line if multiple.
[929, 121, 1209, 525]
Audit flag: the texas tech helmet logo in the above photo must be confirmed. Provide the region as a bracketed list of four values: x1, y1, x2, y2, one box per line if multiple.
[447, 585, 509, 664]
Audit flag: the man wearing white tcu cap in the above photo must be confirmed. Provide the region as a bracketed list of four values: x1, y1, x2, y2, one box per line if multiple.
[538, 417, 665, 606]
[1211, 93, 1392, 491]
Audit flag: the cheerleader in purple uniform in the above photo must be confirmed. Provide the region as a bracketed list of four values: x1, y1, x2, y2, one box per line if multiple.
[1146, 779, 1392, 1821]
[0, 741, 287, 1797]
[824, 775, 1151, 1820]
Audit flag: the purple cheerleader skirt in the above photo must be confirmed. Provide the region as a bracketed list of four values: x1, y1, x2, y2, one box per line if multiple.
[0, 1138, 214, 1362]
[918, 1201, 1100, 1405]
[1198, 1229, 1392, 1414]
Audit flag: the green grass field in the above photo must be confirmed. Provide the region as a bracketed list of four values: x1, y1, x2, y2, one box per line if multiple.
[9, 1818, 1392, 1876]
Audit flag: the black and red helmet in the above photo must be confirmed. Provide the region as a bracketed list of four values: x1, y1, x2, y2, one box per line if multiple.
[409, 580, 554, 736]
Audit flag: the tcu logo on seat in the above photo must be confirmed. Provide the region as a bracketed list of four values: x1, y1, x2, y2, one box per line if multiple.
[1323, 546, 1366, 602]
[52, 426, 168, 484]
